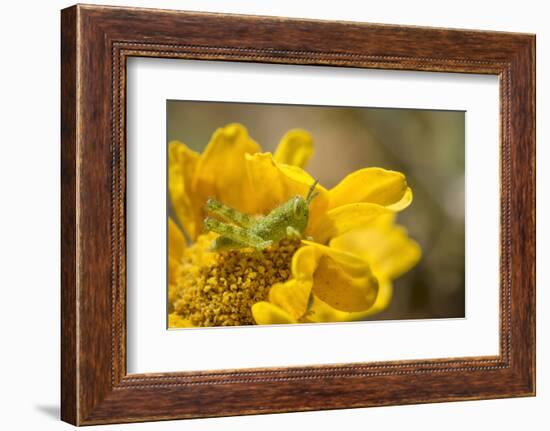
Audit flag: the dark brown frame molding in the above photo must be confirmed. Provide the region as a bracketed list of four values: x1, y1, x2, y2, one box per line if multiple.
[61, 4, 535, 425]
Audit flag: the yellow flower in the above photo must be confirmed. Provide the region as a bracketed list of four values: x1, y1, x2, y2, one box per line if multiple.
[167, 123, 419, 327]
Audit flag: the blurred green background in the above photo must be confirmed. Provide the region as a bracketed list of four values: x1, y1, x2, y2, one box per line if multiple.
[167, 100, 465, 320]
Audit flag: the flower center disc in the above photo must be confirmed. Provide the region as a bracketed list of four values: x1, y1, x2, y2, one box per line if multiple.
[172, 233, 301, 327]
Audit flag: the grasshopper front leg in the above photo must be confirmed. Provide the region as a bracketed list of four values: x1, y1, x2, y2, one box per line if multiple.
[286, 226, 302, 240]
[204, 217, 273, 251]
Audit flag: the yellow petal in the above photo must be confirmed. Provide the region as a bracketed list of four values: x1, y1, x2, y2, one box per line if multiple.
[273, 129, 314, 168]
[245, 152, 329, 219]
[168, 283, 178, 313]
[307, 279, 393, 322]
[361, 278, 394, 316]
[311, 203, 392, 244]
[168, 141, 200, 239]
[168, 313, 194, 328]
[252, 301, 297, 325]
[291, 245, 319, 281]
[192, 123, 261, 214]
[330, 214, 421, 280]
[295, 241, 379, 313]
[312, 255, 378, 313]
[387, 187, 413, 211]
[168, 256, 180, 285]
[168, 217, 186, 262]
[301, 240, 373, 278]
[329, 168, 412, 210]
[269, 279, 312, 320]
[279, 164, 329, 231]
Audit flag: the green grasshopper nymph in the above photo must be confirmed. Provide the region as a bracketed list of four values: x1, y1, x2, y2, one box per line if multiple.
[204, 180, 319, 252]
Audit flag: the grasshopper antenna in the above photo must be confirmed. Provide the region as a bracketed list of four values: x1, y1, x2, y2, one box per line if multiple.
[306, 179, 320, 204]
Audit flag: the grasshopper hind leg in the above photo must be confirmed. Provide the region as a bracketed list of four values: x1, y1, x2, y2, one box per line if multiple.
[206, 198, 257, 228]
[204, 217, 272, 251]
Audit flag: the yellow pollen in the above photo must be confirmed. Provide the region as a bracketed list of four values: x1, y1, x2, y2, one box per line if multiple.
[171, 233, 301, 327]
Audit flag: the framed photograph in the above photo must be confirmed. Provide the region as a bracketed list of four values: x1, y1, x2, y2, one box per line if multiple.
[61, 4, 535, 425]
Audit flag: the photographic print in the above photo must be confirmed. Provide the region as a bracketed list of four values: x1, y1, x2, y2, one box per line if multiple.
[167, 101, 465, 328]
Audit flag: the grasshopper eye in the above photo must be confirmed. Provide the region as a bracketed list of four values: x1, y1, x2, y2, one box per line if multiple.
[293, 197, 305, 217]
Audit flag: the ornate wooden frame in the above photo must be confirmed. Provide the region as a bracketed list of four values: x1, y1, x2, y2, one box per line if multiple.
[61, 4, 535, 425]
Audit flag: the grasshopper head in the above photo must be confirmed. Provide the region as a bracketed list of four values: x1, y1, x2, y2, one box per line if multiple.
[290, 180, 319, 232]
[292, 195, 309, 220]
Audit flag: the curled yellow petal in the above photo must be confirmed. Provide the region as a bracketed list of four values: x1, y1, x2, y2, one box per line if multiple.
[292, 241, 379, 313]
[168, 141, 200, 239]
[312, 255, 378, 313]
[329, 167, 412, 210]
[387, 187, 413, 211]
[311, 203, 392, 244]
[252, 301, 298, 325]
[274, 129, 314, 168]
[193, 123, 260, 213]
[168, 313, 194, 328]
[361, 278, 394, 316]
[301, 240, 373, 278]
[307, 279, 393, 322]
[330, 213, 421, 280]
